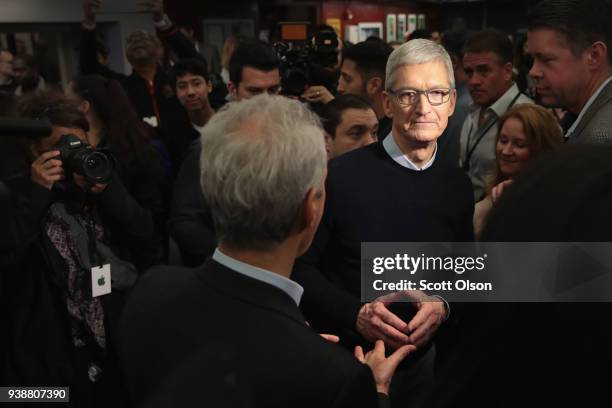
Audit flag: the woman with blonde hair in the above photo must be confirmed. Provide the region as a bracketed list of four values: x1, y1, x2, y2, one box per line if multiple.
[474, 103, 563, 236]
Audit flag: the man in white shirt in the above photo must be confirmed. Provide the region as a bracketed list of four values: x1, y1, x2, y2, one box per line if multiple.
[459, 30, 533, 201]
[527, 0, 612, 144]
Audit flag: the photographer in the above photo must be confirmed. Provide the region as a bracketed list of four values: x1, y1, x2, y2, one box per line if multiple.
[2, 90, 154, 407]
[68, 75, 167, 268]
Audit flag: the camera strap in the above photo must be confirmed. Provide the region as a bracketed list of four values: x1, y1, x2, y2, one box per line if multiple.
[84, 208, 103, 268]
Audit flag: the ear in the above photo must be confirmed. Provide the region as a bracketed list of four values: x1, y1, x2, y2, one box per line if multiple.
[366, 76, 383, 96]
[447, 89, 457, 118]
[382, 90, 394, 119]
[324, 132, 333, 159]
[227, 81, 237, 99]
[586, 41, 608, 71]
[207, 79, 213, 94]
[503, 62, 514, 82]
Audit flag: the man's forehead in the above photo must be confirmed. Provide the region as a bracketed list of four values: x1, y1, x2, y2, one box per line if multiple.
[341, 59, 362, 76]
[393, 62, 451, 88]
[177, 73, 206, 82]
[127, 30, 155, 42]
[340, 107, 378, 125]
[463, 51, 502, 66]
[527, 28, 571, 51]
[241, 67, 280, 86]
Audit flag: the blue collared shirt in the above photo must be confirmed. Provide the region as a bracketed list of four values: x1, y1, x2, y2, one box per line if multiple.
[382, 132, 437, 170]
[212, 248, 304, 305]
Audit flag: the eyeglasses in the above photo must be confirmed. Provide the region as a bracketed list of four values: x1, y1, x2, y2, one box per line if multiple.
[388, 88, 453, 106]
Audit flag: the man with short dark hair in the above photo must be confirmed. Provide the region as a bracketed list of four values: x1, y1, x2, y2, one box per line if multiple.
[169, 41, 280, 267]
[171, 59, 214, 135]
[337, 41, 394, 140]
[527, 0, 612, 143]
[227, 39, 281, 100]
[459, 29, 533, 200]
[320, 94, 379, 159]
[13, 54, 45, 96]
[160, 58, 215, 168]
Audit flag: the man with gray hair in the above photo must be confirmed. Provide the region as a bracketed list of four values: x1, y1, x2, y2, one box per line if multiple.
[293, 39, 474, 407]
[118, 94, 414, 407]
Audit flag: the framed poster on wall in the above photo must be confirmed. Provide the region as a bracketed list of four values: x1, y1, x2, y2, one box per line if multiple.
[386, 14, 397, 42]
[358, 22, 383, 42]
[418, 14, 426, 29]
[408, 14, 417, 35]
[346, 25, 359, 43]
[398, 14, 407, 42]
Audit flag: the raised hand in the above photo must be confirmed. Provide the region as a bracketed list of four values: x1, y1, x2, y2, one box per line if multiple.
[31, 150, 64, 190]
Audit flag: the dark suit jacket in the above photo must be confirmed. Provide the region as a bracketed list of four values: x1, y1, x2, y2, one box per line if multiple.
[117, 259, 383, 408]
[569, 78, 612, 143]
[168, 141, 217, 266]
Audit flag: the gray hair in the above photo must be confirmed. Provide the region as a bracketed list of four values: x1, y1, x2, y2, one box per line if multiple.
[200, 94, 327, 250]
[385, 39, 455, 91]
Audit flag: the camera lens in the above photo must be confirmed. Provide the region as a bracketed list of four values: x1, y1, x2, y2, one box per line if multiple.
[82, 151, 114, 183]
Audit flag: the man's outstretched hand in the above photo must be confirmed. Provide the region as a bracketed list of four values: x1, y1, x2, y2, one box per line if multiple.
[355, 340, 416, 395]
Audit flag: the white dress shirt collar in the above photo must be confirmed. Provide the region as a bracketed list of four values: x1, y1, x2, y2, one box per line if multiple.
[212, 248, 304, 305]
[383, 132, 437, 171]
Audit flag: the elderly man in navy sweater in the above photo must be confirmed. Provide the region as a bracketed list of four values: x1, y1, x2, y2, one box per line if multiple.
[293, 39, 474, 407]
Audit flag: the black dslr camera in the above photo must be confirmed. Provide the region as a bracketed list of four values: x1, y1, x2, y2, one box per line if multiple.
[55, 134, 115, 183]
[275, 30, 340, 98]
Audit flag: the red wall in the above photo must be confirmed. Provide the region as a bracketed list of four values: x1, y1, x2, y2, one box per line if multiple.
[321, 1, 438, 41]
[321, 2, 384, 39]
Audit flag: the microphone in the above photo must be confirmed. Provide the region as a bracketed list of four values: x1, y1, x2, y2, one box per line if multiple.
[0, 118, 52, 138]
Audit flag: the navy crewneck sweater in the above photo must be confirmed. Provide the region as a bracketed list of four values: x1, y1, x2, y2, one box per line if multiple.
[293, 141, 474, 346]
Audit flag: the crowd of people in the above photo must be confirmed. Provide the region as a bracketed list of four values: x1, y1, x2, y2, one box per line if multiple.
[0, 0, 611, 406]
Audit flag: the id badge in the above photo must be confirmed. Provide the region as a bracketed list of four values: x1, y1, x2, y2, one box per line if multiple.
[91, 264, 112, 297]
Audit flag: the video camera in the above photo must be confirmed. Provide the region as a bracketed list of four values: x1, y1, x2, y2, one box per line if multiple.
[274, 28, 341, 98]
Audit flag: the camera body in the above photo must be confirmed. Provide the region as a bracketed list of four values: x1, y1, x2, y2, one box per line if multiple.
[275, 30, 340, 98]
[54, 134, 115, 184]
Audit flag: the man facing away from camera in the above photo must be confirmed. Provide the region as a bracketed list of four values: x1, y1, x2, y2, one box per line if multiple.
[118, 94, 414, 407]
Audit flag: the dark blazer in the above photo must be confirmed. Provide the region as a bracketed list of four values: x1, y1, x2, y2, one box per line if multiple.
[117, 259, 383, 408]
[569, 79, 612, 143]
[168, 141, 217, 266]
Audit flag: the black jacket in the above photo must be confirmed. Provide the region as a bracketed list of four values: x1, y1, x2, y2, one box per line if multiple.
[168, 140, 216, 266]
[118, 259, 385, 408]
[1, 147, 155, 407]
